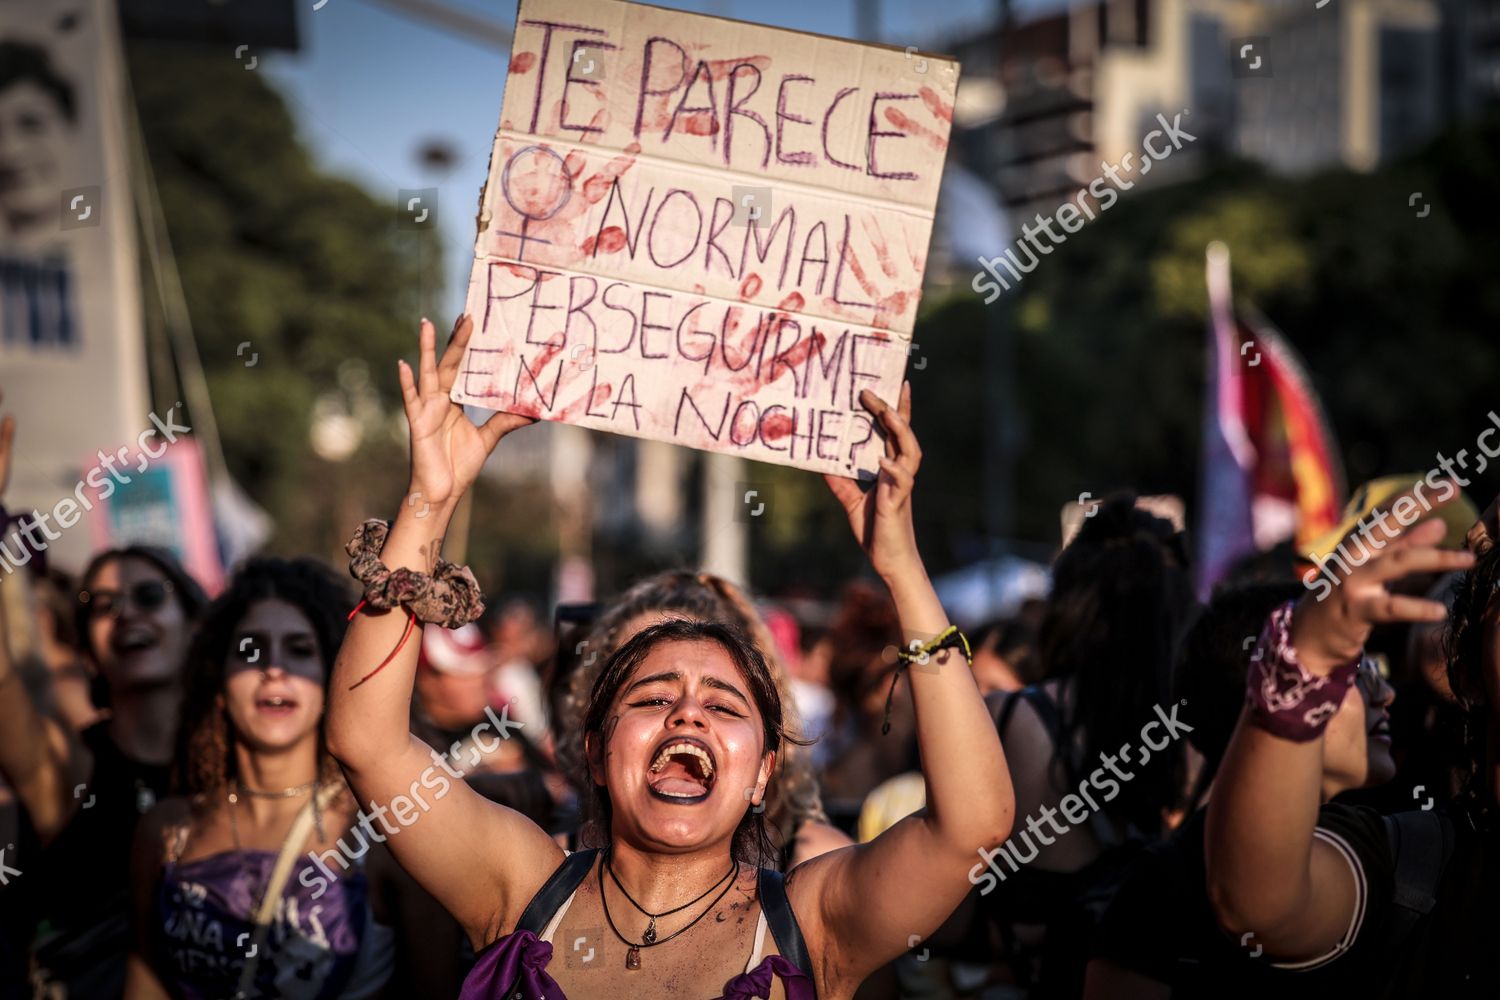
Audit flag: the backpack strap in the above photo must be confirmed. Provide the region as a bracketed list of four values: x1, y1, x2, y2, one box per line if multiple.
[1380, 811, 1454, 946]
[515, 848, 600, 936]
[758, 866, 813, 980]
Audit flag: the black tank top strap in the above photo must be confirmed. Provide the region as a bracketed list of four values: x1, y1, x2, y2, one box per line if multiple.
[999, 687, 1131, 849]
[1019, 686, 1063, 743]
[757, 865, 812, 980]
[996, 686, 1062, 754]
[515, 848, 600, 936]
[993, 688, 1022, 737]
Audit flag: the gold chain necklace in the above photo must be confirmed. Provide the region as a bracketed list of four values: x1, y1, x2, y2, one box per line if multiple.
[226, 780, 325, 912]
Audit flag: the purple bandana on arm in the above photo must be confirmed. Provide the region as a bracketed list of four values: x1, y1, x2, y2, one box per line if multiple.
[1246, 600, 1360, 741]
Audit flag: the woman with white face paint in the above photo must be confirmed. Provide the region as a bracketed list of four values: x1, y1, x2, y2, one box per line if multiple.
[325, 315, 1016, 999]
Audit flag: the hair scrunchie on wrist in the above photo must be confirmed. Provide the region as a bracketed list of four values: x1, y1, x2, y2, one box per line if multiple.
[346, 519, 484, 628]
[1245, 600, 1360, 742]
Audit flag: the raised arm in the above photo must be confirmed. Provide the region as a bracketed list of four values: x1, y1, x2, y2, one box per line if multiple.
[1205, 489, 1472, 960]
[325, 317, 560, 945]
[0, 400, 85, 841]
[793, 385, 1014, 989]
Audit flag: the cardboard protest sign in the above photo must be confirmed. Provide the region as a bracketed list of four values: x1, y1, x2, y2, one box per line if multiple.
[454, 0, 958, 478]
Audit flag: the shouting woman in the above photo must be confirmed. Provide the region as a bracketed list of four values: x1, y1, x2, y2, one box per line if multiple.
[554, 569, 854, 870]
[325, 316, 1014, 999]
[126, 558, 392, 999]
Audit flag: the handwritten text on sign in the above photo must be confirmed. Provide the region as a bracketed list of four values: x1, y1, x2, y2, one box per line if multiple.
[453, 0, 958, 477]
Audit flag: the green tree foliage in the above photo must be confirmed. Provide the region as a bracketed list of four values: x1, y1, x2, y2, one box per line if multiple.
[127, 44, 444, 564]
[755, 114, 1500, 588]
[128, 42, 1499, 595]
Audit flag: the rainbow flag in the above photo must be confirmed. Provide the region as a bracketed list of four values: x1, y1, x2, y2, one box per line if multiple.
[1195, 244, 1345, 599]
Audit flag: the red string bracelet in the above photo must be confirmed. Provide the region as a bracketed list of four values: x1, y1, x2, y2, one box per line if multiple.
[345, 600, 419, 691]
[342, 519, 485, 692]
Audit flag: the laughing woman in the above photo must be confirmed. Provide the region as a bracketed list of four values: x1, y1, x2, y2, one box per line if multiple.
[325, 316, 1015, 999]
[0, 398, 209, 996]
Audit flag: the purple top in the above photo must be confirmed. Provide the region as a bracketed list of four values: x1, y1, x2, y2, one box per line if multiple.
[457, 929, 816, 1000]
[155, 850, 376, 1000]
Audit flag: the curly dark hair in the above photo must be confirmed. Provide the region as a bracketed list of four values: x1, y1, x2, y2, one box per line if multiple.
[173, 557, 353, 798]
[580, 619, 799, 868]
[1443, 547, 1500, 816]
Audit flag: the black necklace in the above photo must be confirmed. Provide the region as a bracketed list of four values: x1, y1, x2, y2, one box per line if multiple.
[599, 851, 738, 970]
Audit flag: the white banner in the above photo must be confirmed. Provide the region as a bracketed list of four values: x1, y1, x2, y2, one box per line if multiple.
[0, 0, 150, 569]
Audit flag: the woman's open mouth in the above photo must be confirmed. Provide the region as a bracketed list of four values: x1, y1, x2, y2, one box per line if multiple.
[255, 693, 300, 716]
[647, 738, 716, 802]
[111, 625, 159, 657]
[1369, 716, 1391, 742]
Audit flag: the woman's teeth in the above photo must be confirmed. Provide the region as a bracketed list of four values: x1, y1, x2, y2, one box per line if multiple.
[648, 743, 715, 780]
[647, 743, 716, 797]
[655, 786, 705, 798]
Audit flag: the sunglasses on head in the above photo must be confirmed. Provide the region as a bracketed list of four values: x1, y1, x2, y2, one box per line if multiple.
[79, 579, 174, 618]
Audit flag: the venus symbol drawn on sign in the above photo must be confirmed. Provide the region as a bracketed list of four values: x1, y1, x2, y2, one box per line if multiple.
[498, 144, 574, 261]
[456, 0, 959, 480]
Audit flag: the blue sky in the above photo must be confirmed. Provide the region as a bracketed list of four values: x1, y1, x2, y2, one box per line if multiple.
[262, 0, 1050, 318]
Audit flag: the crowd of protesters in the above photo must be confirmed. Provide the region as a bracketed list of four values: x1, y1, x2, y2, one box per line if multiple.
[0, 323, 1496, 1000]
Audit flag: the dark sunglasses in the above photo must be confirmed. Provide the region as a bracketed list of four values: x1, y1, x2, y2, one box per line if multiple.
[79, 579, 175, 618]
[1354, 652, 1388, 695]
